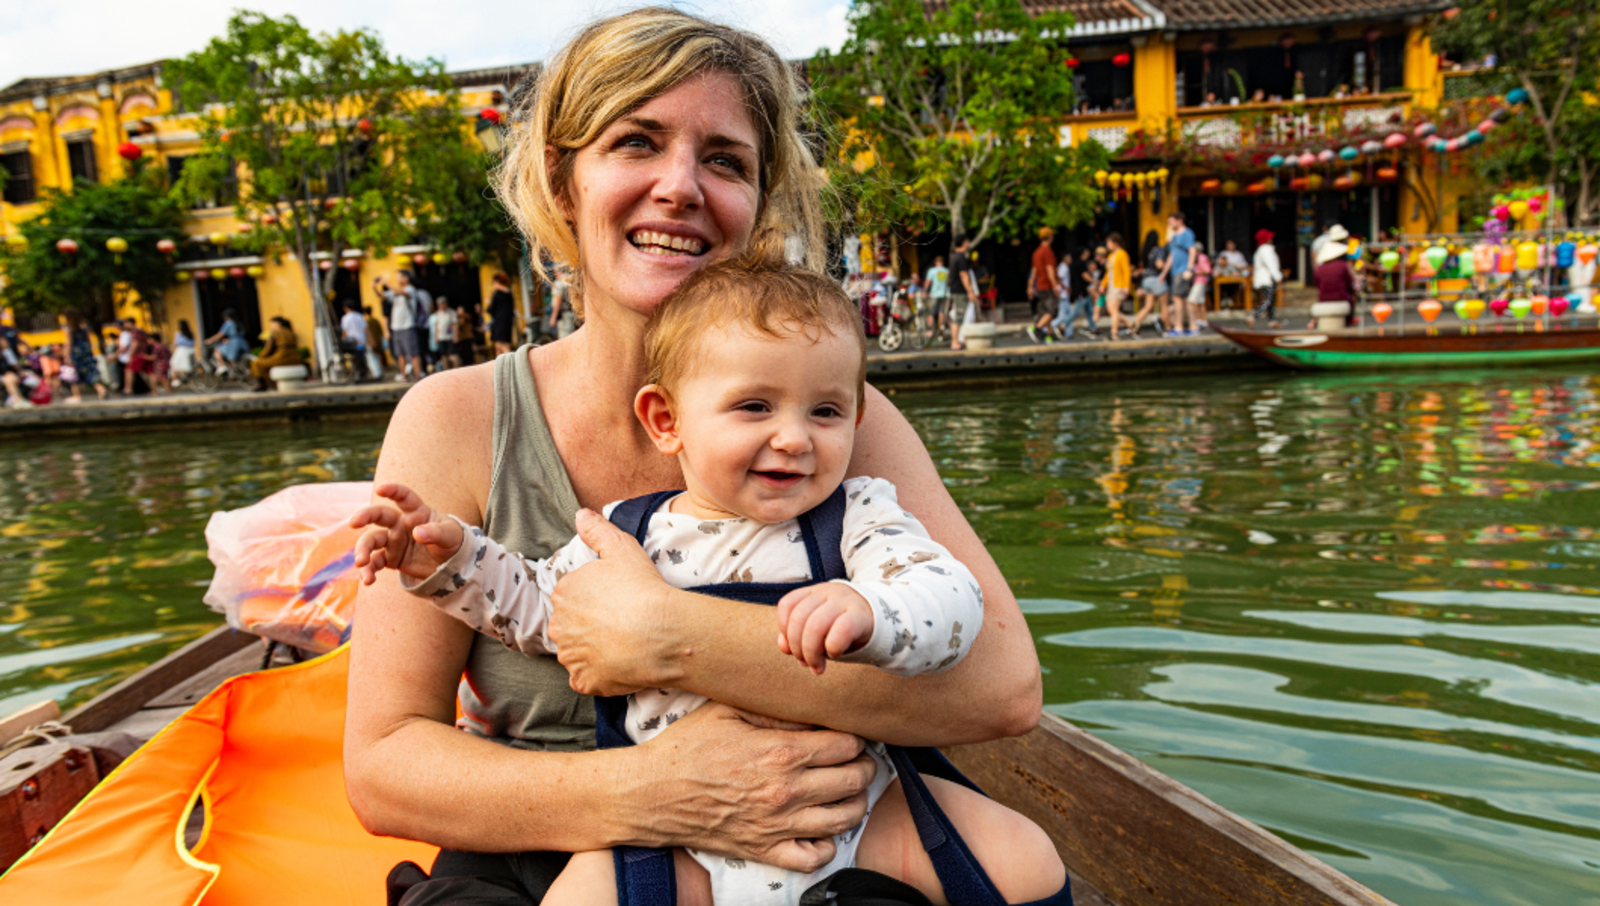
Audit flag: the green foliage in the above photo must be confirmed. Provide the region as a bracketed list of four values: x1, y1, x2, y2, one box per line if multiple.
[165, 10, 511, 316]
[1432, 0, 1600, 224]
[0, 159, 184, 327]
[810, 0, 1106, 246]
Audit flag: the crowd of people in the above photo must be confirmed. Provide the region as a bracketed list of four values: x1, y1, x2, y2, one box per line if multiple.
[343, 268, 523, 383]
[0, 315, 189, 408]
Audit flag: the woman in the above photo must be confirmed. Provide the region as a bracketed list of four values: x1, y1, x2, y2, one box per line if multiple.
[346, 9, 1041, 904]
[486, 272, 517, 356]
[1312, 235, 1359, 328]
[249, 317, 303, 390]
[65, 319, 109, 402]
[1250, 229, 1283, 327]
[204, 309, 251, 373]
[170, 320, 197, 382]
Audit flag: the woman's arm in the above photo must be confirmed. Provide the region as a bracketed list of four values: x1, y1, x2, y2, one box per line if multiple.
[344, 370, 875, 865]
[549, 385, 1041, 747]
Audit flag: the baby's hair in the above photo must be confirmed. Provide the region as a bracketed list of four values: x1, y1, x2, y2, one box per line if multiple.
[644, 250, 867, 407]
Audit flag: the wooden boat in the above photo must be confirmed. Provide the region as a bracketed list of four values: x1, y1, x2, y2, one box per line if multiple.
[1, 625, 1398, 906]
[1213, 320, 1600, 370]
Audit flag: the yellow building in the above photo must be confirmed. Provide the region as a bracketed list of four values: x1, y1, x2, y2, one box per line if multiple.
[0, 61, 537, 356]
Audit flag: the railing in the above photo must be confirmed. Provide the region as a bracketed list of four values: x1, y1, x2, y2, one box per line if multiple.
[1442, 69, 1514, 101]
[1175, 92, 1414, 149]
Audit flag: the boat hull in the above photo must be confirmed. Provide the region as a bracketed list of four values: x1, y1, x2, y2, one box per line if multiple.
[1212, 322, 1600, 370]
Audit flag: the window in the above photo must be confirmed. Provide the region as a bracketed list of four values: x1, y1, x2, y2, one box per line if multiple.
[66, 139, 98, 184]
[0, 149, 34, 204]
[168, 154, 239, 208]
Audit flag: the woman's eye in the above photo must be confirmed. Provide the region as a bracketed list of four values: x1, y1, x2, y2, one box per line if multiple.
[613, 134, 654, 152]
[707, 153, 749, 176]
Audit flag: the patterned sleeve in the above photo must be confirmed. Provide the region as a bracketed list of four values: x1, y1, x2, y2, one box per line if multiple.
[832, 476, 984, 676]
[397, 515, 599, 656]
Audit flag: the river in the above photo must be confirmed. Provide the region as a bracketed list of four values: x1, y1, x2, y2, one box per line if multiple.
[2, 365, 1598, 906]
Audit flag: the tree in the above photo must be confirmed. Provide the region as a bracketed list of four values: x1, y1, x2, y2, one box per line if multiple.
[1433, 0, 1600, 225]
[0, 160, 184, 332]
[810, 0, 1106, 247]
[166, 11, 508, 370]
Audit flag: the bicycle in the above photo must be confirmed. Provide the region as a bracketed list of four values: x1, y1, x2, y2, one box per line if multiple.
[876, 285, 930, 353]
[187, 342, 255, 392]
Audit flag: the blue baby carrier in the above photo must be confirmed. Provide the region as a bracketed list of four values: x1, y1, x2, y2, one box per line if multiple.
[600, 487, 1072, 906]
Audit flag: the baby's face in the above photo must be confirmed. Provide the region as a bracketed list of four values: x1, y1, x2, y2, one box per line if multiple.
[667, 323, 860, 524]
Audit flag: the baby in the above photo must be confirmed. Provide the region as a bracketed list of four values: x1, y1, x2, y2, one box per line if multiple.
[352, 256, 1064, 906]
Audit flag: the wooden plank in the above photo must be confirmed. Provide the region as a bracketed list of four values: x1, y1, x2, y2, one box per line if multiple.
[103, 707, 191, 743]
[0, 701, 60, 748]
[0, 742, 99, 870]
[62, 626, 257, 734]
[144, 644, 265, 710]
[945, 713, 1397, 906]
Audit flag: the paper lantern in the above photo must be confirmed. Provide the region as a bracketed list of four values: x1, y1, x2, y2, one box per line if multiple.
[1371, 302, 1392, 323]
[1509, 200, 1530, 221]
[156, 238, 176, 255]
[1415, 123, 1437, 138]
[1112, 53, 1131, 67]
[1376, 166, 1398, 182]
[1516, 241, 1539, 270]
[1509, 298, 1532, 319]
[1305, 174, 1323, 190]
[1093, 170, 1108, 186]
[117, 142, 143, 161]
[1332, 175, 1354, 191]
[56, 238, 79, 254]
[319, 259, 334, 271]
[1497, 250, 1515, 273]
[1379, 250, 1400, 271]
[192, 269, 209, 281]
[1064, 57, 1080, 70]
[1318, 149, 1336, 163]
[1200, 178, 1221, 194]
[1506, 87, 1529, 106]
[4, 234, 25, 249]
[228, 266, 246, 279]
[480, 107, 502, 123]
[105, 237, 128, 254]
[1444, 139, 1460, 153]
[1418, 299, 1442, 322]
[1339, 146, 1359, 161]
[412, 252, 429, 265]
[261, 212, 278, 225]
[1551, 296, 1571, 317]
[1459, 298, 1485, 320]
[1360, 140, 1383, 156]
[1384, 132, 1407, 149]
[341, 257, 361, 271]
[324, 198, 338, 211]
[452, 251, 468, 263]
[210, 268, 227, 280]
[432, 252, 449, 265]
[1578, 244, 1599, 265]
[1492, 205, 1511, 221]
[1529, 197, 1544, 214]
[1155, 167, 1170, 180]
[1477, 119, 1496, 133]
[246, 265, 265, 278]
[1289, 177, 1309, 191]
[1421, 246, 1449, 273]
[209, 232, 228, 246]
[1530, 295, 1549, 316]
[1489, 298, 1509, 317]
[1267, 155, 1285, 169]
[1221, 179, 1240, 195]
[357, 118, 374, 134]
[1107, 172, 1123, 186]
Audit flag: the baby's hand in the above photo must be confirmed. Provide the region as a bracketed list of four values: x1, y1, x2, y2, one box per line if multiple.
[775, 584, 874, 675]
[349, 482, 466, 585]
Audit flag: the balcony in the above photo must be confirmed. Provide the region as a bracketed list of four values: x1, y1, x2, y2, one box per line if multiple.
[1174, 90, 1414, 150]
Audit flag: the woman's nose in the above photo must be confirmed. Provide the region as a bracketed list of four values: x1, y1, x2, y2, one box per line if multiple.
[653, 142, 705, 211]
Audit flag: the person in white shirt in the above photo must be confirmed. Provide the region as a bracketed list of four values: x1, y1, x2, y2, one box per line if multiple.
[427, 298, 459, 371]
[1251, 228, 1285, 327]
[1218, 239, 1250, 276]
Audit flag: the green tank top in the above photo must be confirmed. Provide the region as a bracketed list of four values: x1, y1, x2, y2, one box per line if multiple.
[456, 346, 596, 751]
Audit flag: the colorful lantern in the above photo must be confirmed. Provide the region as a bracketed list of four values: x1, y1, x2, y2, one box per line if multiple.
[480, 107, 502, 123]
[1516, 241, 1539, 270]
[1093, 170, 1108, 186]
[1339, 146, 1359, 161]
[1200, 178, 1221, 194]
[1506, 87, 1529, 106]
[1064, 57, 1080, 70]
[1305, 174, 1324, 191]
[210, 268, 227, 280]
[1288, 177, 1309, 191]
[1529, 197, 1544, 214]
[192, 269, 209, 281]
[117, 142, 143, 161]
[412, 252, 428, 265]
[1459, 298, 1485, 320]
[1578, 244, 1599, 265]
[228, 266, 246, 279]
[1296, 152, 1315, 168]
[1384, 132, 1407, 150]
[1530, 295, 1549, 316]
[342, 257, 361, 271]
[1509, 200, 1530, 221]
[319, 259, 334, 271]
[1489, 298, 1510, 317]
[1318, 149, 1336, 163]
[261, 212, 278, 225]
[1379, 250, 1400, 271]
[452, 251, 468, 264]
[1112, 53, 1131, 67]
[209, 232, 228, 246]
[1221, 179, 1240, 195]
[1492, 205, 1511, 222]
[156, 238, 176, 255]
[1477, 119, 1496, 133]
[1418, 299, 1442, 322]
[1371, 302, 1392, 323]
[105, 237, 128, 254]
[56, 238, 79, 254]
[1415, 123, 1437, 138]
[1360, 140, 1383, 156]
[1333, 175, 1354, 191]
[1421, 245, 1449, 273]
[357, 118, 374, 134]
[4, 234, 25, 249]
[1509, 297, 1532, 319]
[1376, 166, 1398, 182]
[246, 265, 265, 278]
[432, 252, 449, 265]
[1551, 297, 1571, 317]
[1267, 155, 1284, 169]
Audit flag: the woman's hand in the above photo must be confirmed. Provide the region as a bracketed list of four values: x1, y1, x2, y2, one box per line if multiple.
[548, 509, 679, 696]
[636, 703, 874, 872]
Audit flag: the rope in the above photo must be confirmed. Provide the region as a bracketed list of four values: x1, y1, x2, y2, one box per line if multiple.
[0, 719, 73, 760]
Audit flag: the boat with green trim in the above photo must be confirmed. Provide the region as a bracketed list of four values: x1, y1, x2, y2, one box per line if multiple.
[1212, 321, 1600, 370]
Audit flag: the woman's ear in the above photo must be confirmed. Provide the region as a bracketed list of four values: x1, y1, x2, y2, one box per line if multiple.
[545, 145, 573, 221]
[634, 384, 683, 455]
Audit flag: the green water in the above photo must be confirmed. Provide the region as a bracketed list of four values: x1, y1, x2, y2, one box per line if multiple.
[4, 368, 1600, 906]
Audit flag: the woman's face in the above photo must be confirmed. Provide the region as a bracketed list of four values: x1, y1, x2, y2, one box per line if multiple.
[565, 71, 762, 318]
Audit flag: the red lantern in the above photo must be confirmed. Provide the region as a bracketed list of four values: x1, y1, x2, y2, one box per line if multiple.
[324, 198, 338, 211]
[1247, 181, 1269, 195]
[1364, 27, 1382, 43]
[156, 238, 177, 255]
[1333, 175, 1354, 191]
[237, 223, 253, 234]
[261, 212, 277, 225]
[117, 142, 143, 161]
[480, 107, 501, 124]
[357, 118, 374, 135]
[56, 238, 79, 254]
[192, 269, 209, 281]
[1111, 53, 1131, 68]
[228, 266, 246, 279]
[341, 257, 361, 271]
[1375, 166, 1398, 182]
[1199, 178, 1221, 194]
[1063, 57, 1080, 69]
[452, 251, 468, 264]
[1278, 33, 1296, 50]
[412, 252, 429, 265]
[319, 259, 333, 271]
[1199, 40, 1216, 55]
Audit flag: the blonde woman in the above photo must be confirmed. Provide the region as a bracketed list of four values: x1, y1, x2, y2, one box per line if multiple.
[346, 9, 1043, 903]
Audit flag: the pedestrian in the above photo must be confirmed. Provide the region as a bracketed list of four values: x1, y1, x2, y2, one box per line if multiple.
[1025, 227, 1060, 343]
[122, 320, 152, 395]
[949, 235, 980, 350]
[486, 272, 517, 356]
[66, 319, 108, 402]
[1185, 241, 1212, 333]
[451, 291, 482, 367]
[428, 297, 459, 371]
[340, 300, 376, 379]
[170, 320, 197, 383]
[1136, 232, 1167, 335]
[249, 316, 303, 391]
[147, 332, 172, 394]
[548, 265, 577, 338]
[111, 318, 136, 392]
[375, 272, 424, 381]
[1050, 248, 1095, 340]
[362, 307, 387, 378]
[924, 255, 949, 339]
[1250, 228, 1285, 327]
[1164, 213, 1196, 336]
[1103, 232, 1134, 341]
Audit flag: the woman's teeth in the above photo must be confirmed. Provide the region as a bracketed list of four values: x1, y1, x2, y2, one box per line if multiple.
[629, 231, 705, 255]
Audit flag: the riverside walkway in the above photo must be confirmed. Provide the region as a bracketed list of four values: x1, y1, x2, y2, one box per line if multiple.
[0, 328, 1255, 439]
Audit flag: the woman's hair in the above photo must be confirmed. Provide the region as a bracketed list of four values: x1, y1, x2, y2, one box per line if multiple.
[492, 272, 511, 287]
[496, 7, 824, 313]
[222, 308, 237, 321]
[179, 319, 194, 340]
[643, 249, 865, 407]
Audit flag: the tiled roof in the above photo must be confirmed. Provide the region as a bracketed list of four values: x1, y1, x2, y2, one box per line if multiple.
[924, 0, 1166, 34]
[1152, 0, 1452, 29]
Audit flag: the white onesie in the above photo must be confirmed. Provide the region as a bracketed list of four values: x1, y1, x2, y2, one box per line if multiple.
[403, 476, 983, 905]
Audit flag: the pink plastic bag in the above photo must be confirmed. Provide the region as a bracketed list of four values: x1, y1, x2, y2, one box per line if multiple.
[203, 482, 372, 653]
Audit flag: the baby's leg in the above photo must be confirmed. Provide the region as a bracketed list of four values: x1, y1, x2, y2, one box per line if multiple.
[855, 777, 1065, 905]
[541, 849, 713, 906]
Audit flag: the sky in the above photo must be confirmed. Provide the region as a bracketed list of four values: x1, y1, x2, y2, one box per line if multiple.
[0, 1, 852, 89]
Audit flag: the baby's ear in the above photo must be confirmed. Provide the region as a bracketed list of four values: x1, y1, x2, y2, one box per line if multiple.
[634, 384, 683, 455]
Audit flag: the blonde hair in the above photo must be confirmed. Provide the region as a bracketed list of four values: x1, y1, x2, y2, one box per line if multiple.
[496, 8, 825, 314]
[643, 250, 866, 407]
